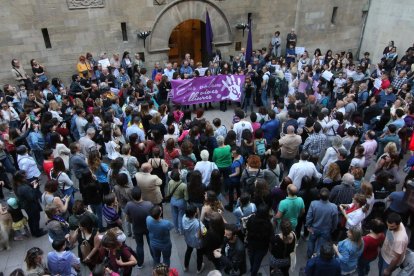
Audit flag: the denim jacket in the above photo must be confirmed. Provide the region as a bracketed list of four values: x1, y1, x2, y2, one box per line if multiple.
[337, 239, 364, 274]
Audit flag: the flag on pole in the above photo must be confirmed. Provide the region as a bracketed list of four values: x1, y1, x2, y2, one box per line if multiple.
[205, 10, 213, 57]
[245, 17, 253, 65]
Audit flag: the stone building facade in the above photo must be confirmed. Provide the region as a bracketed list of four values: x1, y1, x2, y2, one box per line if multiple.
[0, 0, 370, 84]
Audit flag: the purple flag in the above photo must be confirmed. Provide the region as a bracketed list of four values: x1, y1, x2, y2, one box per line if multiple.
[171, 75, 245, 105]
[205, 11, 213, 56]
[245, 18, 253, 65]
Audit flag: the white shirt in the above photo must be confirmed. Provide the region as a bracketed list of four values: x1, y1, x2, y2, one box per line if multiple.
[194, 161, 218, 187]
[126, 124, 145, 142]
[105, 140, 120, 160]
[163, 68, 175, 81]
[345, 203, 365, 229]
[233, 120, 253, 146]
[75, 116, 88, 137]
[288, 160, 321, 189]
[17, 154, 41, 179]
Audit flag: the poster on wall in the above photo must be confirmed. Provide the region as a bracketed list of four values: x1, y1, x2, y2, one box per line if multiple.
[171, 75, 246, 105]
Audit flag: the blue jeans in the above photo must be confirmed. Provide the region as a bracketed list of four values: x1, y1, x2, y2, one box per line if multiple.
[243, 97, 253, 114]
[219, 166, 231, 190]
[307, 229, 332, 258]
[378, 254, 390, 276]
[170, 197, 186, 233]
[151, 244, 172, 267]
[135, 233, 152, 267]
[90, 203, 103, 231]
[357, 256, 374, 276]
[261, 89, 268, 108]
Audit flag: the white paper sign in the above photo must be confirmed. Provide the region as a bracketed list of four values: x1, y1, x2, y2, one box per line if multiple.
[374, 78, 382, 89]
[110, 87, 120, 95]
[322, 70, 333, 81]
[295, 47, 305, 56]
[196, 67, 208, 76]
[98, 58, 110, 68]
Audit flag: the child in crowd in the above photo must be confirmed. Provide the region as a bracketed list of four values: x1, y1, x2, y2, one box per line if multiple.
[1, 198, 30, 240]
[102, 193, 122, 230]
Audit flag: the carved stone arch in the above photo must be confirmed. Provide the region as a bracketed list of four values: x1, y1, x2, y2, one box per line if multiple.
[148, 0, 233, 53]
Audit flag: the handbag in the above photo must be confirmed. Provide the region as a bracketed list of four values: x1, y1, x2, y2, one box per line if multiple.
[289, 231, 297, 272]
[194, 219, 206, 249]
[163, 182, 181, 203]
[80, 231, 92, 259]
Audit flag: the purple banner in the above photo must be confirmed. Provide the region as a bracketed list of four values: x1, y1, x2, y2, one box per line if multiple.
[171, 75, 245, 105]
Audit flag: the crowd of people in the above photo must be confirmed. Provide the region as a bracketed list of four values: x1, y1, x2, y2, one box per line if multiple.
[0, 30, 413, 276]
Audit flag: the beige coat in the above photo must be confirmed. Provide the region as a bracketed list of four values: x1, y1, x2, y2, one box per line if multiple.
[279, 134, 302, 159]
[135, 172, 163, 204]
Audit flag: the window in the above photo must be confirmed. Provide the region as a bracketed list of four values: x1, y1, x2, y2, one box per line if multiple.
[121, 22, 128, 41]
[41, 28, 51, 49]
[331, 7, 338, 24]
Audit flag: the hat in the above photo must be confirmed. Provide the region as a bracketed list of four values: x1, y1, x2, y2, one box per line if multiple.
[7, 197, 19, 209]
[16, 145, 28, 155]
[342, 173, 355, 185]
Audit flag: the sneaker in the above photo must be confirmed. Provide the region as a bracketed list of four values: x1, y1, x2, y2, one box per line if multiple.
[197, 263, 205, 274]
[137, 264, 144, 269]
[183, 267, 188, 272]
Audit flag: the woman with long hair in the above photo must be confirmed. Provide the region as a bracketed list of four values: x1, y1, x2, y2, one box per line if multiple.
[50, 132, 70, 169]
[149, 146, 168, 197]
[100, 228, 137, 276]
[167, 170, 188, 234]
[202, 211, 225, 270]
[25, 247, 48, 275]
[296, 176, 319, 239]
[50, 157, 75, 208]
[187, 170, 205, 211]
[334, 227, 364, 275]
[41, 179, 70, 218]
[88, 149, 110, 195]
[164, 138, 180, 169]
[200, 191, 224, 229]
[108, 157, 132, 190]
[322, 163, 342, 189]
[252, 178, 272, 210]
[269, 219, 297, 276]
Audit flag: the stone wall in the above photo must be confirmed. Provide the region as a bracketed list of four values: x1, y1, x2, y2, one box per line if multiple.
[0, 0, 369, 85]
[360, 0, 414, 63]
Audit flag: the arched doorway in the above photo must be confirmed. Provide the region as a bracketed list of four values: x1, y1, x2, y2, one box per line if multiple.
[168, 19, 207, 65]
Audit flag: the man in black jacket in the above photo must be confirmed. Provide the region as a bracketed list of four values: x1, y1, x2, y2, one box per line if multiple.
[363, 95, 381, 132]
[213, 224, 246, 275]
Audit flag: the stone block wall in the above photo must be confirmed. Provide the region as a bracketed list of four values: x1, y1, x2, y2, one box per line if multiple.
[0, 0, 369, 85]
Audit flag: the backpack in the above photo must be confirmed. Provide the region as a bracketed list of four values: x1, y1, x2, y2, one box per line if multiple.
[243, 168, 262, 193]
[335, 122, 346, 137]
[267, 74, 277, 95]
[280, 78, 289, 97]
[255, 139, 266, 156]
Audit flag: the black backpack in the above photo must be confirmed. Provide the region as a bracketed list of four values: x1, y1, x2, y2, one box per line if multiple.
[279, 78, 289, 97]
[243, 168, 262, 193]
[267, 74, 277, 95]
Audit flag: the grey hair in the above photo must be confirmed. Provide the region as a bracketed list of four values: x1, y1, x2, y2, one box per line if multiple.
[332, 136, 343, 148]
[86, 128, 96, 135]
[216, 135, 225, 145]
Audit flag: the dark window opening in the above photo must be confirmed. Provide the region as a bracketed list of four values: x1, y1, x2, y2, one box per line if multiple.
[331, 7, 338, 24]
[121, 22, 128, 41]
[41, 28, 51, 49]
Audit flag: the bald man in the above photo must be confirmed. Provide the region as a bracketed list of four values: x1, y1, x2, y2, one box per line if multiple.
[275, 184, 305, 229]
[278, 125, 302, 171]
[135, 163, 163, 205]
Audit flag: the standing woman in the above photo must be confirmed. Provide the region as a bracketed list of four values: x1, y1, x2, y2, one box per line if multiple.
[187, 170, 205, 211]
[167, 170, 188, 234]
[50, 157, 75, 208]
[77, 55, 91, 79]
[164, 138, 181, 170]
[269, 219, 297, 276]
[13, 170, 46, 237]
[70, 215, 101, 272]
[149, 147, 168, 197]
[212, 135, 232, 194]
[88, 149, 110, 195]
[200, 191, 224, 229]
[121, 51, 133, 81]
[25, 247, 49, 275]
[50, 133, 70, 170]
[333, 227, 364, 276]
[201, 211, 225, 270]
[100, 229, 137, 276]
